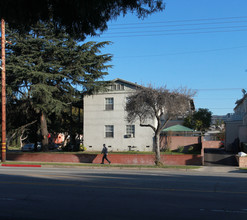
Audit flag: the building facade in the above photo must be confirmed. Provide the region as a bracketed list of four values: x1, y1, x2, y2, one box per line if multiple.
[83, 79, 154, 152]
[225, 93, 247, 152]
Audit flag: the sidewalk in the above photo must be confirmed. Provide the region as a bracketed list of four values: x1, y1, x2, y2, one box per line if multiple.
[0, 160, 201, 170]
[1, 160, 246, 173]
[196, 166, 246, 173]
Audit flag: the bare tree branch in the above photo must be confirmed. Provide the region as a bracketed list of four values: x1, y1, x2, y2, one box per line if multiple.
[7, 120, 37, 147]
[140, 123, 156, 132]
[125, 85, 196, 165]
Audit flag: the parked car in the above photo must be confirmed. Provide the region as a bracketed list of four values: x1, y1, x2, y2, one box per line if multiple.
[37, 142, 42, 151]
[49, 143, 59, 150]
[22, 143, 35, 152]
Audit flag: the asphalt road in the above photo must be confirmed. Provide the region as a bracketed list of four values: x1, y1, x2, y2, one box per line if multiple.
[0, 166, 247, 220]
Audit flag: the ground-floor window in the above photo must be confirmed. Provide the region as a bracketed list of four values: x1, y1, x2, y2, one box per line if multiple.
[126, 125, 135, 137]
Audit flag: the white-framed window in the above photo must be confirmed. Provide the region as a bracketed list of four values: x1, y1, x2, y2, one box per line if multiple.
[105, 97, 114, 110]
[126, 125, 135, 137]
[111, 84, 117, 91]
[105, 125, 114, 138]
[111, 83, 124, 91]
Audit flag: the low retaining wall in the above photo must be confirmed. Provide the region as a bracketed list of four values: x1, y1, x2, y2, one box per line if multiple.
[202, 140, 221, 149]
[160, 136, 200, 151]
[236, 156, 247, 168]
[6, 153, 202, 166]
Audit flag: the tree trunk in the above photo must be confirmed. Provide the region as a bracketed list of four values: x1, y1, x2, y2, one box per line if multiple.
[62, 132, 69, 148]
[40, 112, 48, 151]
[19, 128, 28, 148]
[154, 132, 162, 165]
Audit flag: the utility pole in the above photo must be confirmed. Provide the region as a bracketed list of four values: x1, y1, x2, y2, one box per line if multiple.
[1, 18, 6, 162]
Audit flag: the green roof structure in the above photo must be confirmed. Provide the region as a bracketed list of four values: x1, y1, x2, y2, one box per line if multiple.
[162, 125, 194, 132]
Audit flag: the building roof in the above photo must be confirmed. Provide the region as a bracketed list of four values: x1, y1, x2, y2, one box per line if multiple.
[234, 93, 247, 111]
[112, 78, 143, 89]
[162, 124, 194, 132]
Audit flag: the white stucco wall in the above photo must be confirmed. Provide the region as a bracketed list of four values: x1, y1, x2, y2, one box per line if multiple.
[225, 95, 247, 151]
[239, 125, 247, 143]
[83, 83, 154, 152]
[225, 120, 242, 151]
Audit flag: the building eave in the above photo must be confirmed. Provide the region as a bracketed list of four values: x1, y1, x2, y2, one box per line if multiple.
[112, 78, 143, 89]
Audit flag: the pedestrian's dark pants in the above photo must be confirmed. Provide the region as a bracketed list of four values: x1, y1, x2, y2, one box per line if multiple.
[102, 154, 111, 164]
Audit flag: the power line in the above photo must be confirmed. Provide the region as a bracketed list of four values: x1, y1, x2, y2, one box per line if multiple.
[109, 15, 247, 26]
[195, 88, 247, 91]
[198, 98, 237, 100]
[98, 28, 247, 38]
[199, 107, 234, 109]
[110, 20, 247, 30]
[115, 45, 247, 58]
[94, 16, 247, 38]
[104, 25, 247, 35]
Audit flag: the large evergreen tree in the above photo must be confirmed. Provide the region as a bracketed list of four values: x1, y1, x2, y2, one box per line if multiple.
[6, 22, 112, 150]
[0, 0, 165, 40]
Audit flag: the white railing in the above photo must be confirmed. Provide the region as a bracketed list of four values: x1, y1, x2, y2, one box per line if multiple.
[225, 113, 244, 121]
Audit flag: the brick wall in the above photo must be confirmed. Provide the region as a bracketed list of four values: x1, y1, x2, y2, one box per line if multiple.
[236, 156, 247, 168]
[202, 140, 221, 149]
[160, 136, 200, 150]
[6, 152, 202, 166]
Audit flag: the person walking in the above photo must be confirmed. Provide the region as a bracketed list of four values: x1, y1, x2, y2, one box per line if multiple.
[101, 144, 111, 164]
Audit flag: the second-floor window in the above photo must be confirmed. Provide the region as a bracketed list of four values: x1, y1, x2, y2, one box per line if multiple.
[105, 98, 114, 110]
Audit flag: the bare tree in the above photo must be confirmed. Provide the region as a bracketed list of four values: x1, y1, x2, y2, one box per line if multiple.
[125, 85, 195, 165]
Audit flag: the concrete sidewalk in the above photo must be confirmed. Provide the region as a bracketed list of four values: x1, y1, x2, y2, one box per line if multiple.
[196, 166, 246, 173]
[1, 160, 246, 173]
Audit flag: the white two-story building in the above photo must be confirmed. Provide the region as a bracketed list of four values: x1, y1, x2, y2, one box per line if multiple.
[83, 78, 154, 152]
[225, 92, 247, 151]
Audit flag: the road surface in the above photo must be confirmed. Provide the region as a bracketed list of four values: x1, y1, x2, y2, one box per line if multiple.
[0, 166, 247, 220]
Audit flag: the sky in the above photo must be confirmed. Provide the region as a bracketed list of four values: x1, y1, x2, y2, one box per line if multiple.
[85, 0, 247, 116]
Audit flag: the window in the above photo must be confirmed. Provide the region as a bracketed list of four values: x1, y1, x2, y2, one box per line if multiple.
[111, 84, 116, 91]
[110, 83, 124, 91]
[105, 125, 114, 138]
[126, 125, 135, 137]
[105, 98, 114, 110]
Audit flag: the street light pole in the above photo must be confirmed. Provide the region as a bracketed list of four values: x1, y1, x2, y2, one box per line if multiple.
[1, 18, 6, 162]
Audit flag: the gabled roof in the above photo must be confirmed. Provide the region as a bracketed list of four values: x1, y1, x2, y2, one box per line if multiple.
[113, 78, 195, 111]
[162, 125, 194, 132]
[112, 78, 143, 89]
[234, 93, 247, 111]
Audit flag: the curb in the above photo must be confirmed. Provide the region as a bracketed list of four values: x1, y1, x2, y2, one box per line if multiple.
[1, 164, 41, 167]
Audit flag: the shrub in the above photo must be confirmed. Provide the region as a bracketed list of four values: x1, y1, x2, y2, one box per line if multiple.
[80, 144, 87, 152]
[161, 146, 171, 152]
[177, 146, 184, 153]
[188, 146, 194, 152]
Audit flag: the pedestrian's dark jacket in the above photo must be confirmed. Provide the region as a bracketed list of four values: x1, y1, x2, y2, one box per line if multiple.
[101, 146, 108, 155]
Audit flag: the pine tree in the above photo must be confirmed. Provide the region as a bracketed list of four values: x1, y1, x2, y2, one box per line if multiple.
[0, 0, 164, 40]
[6, 22, 112, 150]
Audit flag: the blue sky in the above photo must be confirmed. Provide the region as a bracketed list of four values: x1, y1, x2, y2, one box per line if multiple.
[85, 0, 247, 116]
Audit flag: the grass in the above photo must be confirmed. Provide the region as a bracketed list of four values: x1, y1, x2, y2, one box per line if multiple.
[8, 146, 21, 151]
[0, 161, 201, 169]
